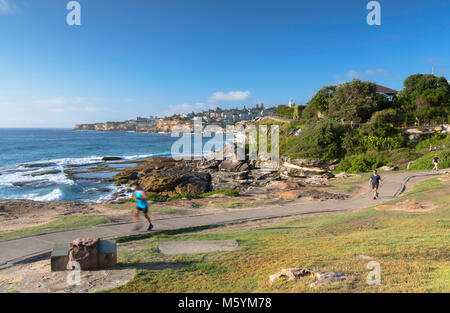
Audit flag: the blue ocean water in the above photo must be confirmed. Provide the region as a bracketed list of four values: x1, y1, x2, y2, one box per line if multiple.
[0, 129, 179, 202]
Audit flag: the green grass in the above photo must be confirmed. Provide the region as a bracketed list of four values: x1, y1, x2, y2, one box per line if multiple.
[109, 176, 450, 293]
[0, 215, 112, 241]
[201, 189, 240, 197]
[328, 173, 371, 193]
[409, 148, 450, 170]
[167, 189, 239, 201]
[120, 189, 240, 202]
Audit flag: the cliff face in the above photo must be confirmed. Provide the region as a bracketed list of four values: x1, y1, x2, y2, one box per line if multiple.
[74, 119, 191, 133]
[74, 122, 137, 132]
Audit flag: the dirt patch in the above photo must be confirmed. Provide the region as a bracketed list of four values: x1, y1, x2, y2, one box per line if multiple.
[0, 200, 130, 232]
[279, 191, 302, 199]
[376, 199, 436, 212]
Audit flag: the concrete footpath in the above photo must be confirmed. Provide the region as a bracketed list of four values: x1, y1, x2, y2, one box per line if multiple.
[0, 170, 445, 268]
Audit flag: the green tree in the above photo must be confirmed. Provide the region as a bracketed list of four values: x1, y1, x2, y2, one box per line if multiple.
[302, 85, 336, 121]
[328, 79, 378, 123]
[398, 74, 450, 123]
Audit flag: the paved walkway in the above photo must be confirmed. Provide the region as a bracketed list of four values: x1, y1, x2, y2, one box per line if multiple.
[0, 170, 446, 268]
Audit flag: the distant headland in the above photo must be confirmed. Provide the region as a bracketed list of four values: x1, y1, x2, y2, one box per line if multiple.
[74, 104, 277, 133]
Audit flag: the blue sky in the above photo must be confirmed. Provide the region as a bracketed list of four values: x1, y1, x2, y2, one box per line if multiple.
[0, 0, 449, 127]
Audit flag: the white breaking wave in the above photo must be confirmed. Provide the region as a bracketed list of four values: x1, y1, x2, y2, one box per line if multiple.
[52, 156, 103, 166]
[3, 188, 64, 201]
[122, 152, 170, 160]
[0, 166, 74, 187]
[32, 188, 64, 201]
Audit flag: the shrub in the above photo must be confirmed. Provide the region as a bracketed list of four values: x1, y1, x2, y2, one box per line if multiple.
[415, 133, 450, 151]
[335, 151, 389, 173]
[360, 135, 405, 151]
[281, 120, 345, 160]
[276, 105, 294, 119]
[369, 108, 398, 124]
[167, 189, 240, 201]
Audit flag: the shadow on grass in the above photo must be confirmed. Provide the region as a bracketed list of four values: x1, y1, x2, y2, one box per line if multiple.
[255, 226, 307, 231]
[118, 261, 188, 271]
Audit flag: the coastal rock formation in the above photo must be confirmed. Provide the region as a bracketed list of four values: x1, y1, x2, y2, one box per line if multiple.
[113, 157, 212, 197]
[74, 118, 191, 133]
[112, 154, 338, 198]
[279, 157, 339, 178]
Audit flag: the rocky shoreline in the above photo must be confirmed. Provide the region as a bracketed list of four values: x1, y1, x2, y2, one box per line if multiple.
[110, 152, 342, 200]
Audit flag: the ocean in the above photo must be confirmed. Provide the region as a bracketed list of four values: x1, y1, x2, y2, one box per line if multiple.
[0, 129, 185, 202]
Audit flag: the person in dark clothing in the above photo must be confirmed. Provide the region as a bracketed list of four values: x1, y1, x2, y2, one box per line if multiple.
[369, 170, 382, 200]
[432, 155, 439, 172]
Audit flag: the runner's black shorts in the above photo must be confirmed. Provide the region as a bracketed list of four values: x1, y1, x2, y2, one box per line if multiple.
[136, 206, 148, 214]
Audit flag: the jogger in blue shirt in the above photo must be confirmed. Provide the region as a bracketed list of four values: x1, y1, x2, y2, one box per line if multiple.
[131, 182, 153, 231]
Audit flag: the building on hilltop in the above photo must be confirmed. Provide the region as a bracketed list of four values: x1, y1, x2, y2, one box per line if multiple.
[375, 84, 397, 101]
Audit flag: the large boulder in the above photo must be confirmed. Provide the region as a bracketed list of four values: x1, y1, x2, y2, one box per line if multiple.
[175, 172, 212, 194]
[198, 159, 221, 170]
[378, 165, 399, 172]
[219, 160, 249, 172]
[279, 157, 338, 178]
[136, 159, 212, 196]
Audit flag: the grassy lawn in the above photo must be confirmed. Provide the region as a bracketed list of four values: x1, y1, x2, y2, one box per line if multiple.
[0, 215, 112, 241]
[110, 176, 450, 293]
[328, 173, 371, 194]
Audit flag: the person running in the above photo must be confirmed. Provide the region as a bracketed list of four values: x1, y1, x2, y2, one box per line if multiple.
[432, 154, 439, 172]
[369, 170, 382, 200]
[131, 182, 153, 231]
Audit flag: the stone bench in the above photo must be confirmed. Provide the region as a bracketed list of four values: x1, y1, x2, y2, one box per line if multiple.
[51, 239, 117, 272]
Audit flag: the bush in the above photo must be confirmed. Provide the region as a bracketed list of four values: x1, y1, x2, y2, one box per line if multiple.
[360, 135, 405, 151]
[415, 133, 450, 151]
[281, 120, 345, 160]
[335, 151, 389, 173]
[276, 105, 294, 119]
[369, 108, 398, 124]
[167, 189, 240, 201]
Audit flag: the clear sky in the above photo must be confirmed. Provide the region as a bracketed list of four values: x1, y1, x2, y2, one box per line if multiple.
[0, 0, 449, 127]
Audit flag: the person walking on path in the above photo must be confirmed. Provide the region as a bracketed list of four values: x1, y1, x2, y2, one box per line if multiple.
[369, 170, 382, 200]
[131, 182, 154, 231]
[432, 155, 439, 172]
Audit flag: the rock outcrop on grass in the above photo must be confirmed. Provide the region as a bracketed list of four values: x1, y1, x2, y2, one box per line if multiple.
[269, 268, 350, 288]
